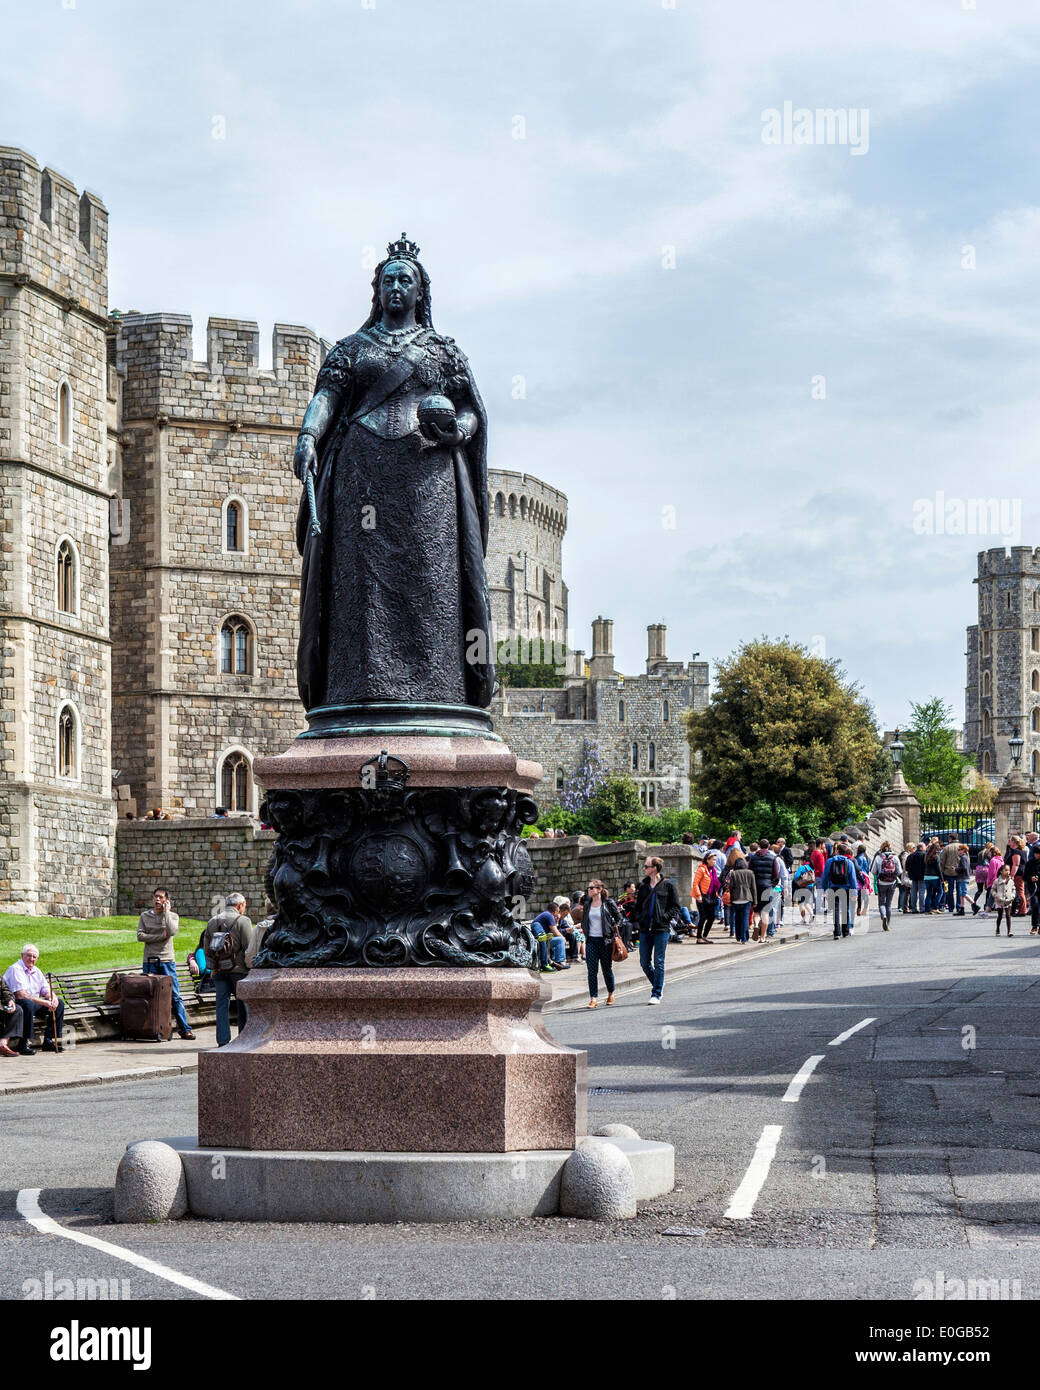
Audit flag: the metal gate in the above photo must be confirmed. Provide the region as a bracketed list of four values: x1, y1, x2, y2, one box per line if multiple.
[918, 802, 995, 866]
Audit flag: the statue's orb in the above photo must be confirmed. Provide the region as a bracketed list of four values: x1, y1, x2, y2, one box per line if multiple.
[351, 834, 428, 915]
[417, 394, 457, 437]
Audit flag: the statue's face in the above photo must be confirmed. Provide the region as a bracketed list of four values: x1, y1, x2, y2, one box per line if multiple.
[380, 260, 421, 317]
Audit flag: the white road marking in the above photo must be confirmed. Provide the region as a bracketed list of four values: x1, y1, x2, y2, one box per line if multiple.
[15, 1189, 239, 1300]
[782, 1054, 825, 1102]
[725, 1124, 783, 1220]
[828, 1016, 876, 1047]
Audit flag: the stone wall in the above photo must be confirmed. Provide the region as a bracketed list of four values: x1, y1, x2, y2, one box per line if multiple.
[116, 818, 275, 920]
[524, 836, 696, 910]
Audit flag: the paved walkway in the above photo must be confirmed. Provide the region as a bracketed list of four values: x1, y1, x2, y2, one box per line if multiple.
[0, 922, 816, 1095]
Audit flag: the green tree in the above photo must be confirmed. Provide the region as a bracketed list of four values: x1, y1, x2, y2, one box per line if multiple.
[686, 638, 883, 832]
[584, 775, 642, 840]
[900, 697, 971, 802]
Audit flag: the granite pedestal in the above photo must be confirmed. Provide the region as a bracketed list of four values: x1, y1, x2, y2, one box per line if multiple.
[198, 967, 586, 1152]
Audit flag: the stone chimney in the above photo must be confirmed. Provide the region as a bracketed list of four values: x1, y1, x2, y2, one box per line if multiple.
[589, 616, 615, 679]
[647, 623, 667, 671]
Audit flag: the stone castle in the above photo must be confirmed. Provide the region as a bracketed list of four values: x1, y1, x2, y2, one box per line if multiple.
[965, 546, 1040, 785]
[0, 147, 706, 917]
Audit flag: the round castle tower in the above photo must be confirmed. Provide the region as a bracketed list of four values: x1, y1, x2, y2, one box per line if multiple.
[486, 469, 568, 649]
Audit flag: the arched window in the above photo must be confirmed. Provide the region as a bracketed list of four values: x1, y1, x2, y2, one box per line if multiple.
[57, 704, 78, 779]
[663, 699, 669, 722]
[508, 494, 518, 518]
[983, 750, 992, 773]
[220, 616, 253, 675]
[649, 742, 656, 771]
[982, 671, 991, 697]
[1032, 709, 1039, 734]
[220, 750, 251, 812]
[520, 496, 527, 519]
[55, 537, 77, 615]
[494, 492, 505, 517]
[632, 742, 639, 771]
[639, 783, 647, 807]
[648, 782, 656, 810]
[1033, 751, 1039, 777]
[556, 768, 564, 791]
[618, 699, 625, 722]
[1033, 671, 1039, 693]
[536, 610, 543, 636]
[223, 497, 247, 554]
[57, 379, 72, 449]
[982, 710, 991, 735]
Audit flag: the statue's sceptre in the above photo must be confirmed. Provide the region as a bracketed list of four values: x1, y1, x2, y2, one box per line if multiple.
[304, 457, 321, 538]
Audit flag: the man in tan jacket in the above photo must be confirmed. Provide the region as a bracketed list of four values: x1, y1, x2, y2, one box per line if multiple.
[137, 888, 195, 1040]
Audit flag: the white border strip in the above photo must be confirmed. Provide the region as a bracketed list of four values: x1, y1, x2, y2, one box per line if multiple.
[828, 1017, 876, 1047]
[725, 1124, 783, 1220]
[16, 1189, 239, 1301]
[782, 1054, 825, 1102]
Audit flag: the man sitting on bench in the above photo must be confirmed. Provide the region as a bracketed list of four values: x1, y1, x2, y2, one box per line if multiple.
[2, 944, 64, 1055]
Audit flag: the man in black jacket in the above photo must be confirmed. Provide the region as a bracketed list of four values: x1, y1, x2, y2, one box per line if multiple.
[905, 843, 926, 914]
[747, 839, 781, 941]
[635, 856, 680, 1005]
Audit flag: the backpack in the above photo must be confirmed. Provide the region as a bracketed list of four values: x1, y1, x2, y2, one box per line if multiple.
[974, 863, 988, 886]
[793, 864, 813, 887]
[829, 856, 850, 887]
[208, 916, 240, 972]
[878, 853, 898, 884]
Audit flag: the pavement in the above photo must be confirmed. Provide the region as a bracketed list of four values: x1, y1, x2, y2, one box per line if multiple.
[0, 919, 813, 1095]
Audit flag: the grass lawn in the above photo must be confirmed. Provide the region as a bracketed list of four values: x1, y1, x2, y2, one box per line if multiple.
[0, 913, 207, 975]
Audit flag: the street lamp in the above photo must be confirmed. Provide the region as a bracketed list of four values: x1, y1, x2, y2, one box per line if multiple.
[1009, 726, 1024, 770]
[890, 730, 904, 768]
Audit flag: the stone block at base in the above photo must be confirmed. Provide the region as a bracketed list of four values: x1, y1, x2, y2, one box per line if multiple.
[198, 967, 586, 1153]
[146, 1136, 675, 1223]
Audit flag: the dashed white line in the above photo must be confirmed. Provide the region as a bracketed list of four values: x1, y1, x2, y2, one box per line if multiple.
[828, 1016, 876, 1047]
[15, 1189, 239, 1300]
[782, 1054, 825, 1102]
[725, 1124, 783, 1220]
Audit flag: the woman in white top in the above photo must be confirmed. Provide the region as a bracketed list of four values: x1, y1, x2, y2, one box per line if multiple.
[580, 879, 621, 1009]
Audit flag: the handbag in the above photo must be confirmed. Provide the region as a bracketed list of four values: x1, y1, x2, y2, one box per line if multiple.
[608, 901, 628, 961]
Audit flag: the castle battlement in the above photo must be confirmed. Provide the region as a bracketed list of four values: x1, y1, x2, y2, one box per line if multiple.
[488, 468, 567, 538]
[116, 312, 322, 425]
[0, 146, 107, 318]
[976, 546, 1040, 577]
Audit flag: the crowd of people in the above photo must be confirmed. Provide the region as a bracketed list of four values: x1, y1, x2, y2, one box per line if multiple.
[528, 824, 1032, 1010]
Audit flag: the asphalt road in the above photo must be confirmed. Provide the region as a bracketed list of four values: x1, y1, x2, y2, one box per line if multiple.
[3, 907, 1040, 1301]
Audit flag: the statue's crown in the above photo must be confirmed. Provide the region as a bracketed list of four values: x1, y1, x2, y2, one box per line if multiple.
[386, 232, 421, 261]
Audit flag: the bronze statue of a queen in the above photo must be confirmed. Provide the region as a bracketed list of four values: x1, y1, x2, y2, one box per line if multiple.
[293, 235, 495, 736]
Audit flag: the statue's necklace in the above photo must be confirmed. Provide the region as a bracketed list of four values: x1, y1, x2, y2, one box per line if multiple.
[371, 322, 423, 346]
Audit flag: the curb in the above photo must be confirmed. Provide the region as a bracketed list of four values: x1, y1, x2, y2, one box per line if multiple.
[0, 1060, 200, 1098]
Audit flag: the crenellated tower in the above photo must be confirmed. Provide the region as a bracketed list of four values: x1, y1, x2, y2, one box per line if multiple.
[109, 311, 324, 817]
[0, 147, 114, 914]
[966, 546, 1040, 785]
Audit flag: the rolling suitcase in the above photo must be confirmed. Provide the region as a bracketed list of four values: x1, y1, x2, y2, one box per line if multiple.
[119, 972, 173, 1042]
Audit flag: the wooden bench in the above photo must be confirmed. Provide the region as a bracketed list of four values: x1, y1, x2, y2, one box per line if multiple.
[34, 963, 213, 1038]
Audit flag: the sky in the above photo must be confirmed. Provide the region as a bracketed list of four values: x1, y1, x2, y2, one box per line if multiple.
[3, 0, 1039, 739]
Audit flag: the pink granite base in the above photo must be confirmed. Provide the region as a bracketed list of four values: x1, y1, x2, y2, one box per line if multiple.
[255, 734, 542, 793]
[198, 968, 586, 1153]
